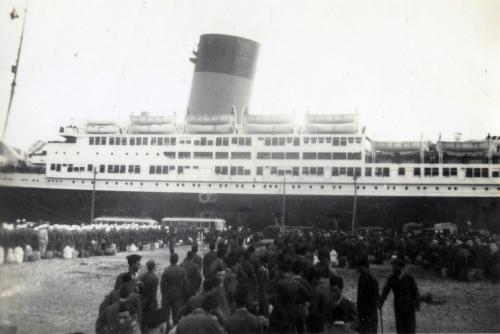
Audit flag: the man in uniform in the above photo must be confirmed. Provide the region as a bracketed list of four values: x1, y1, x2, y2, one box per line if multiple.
[140, 260, 159, 328]
[357, 256, 379, 334]
[202, 242, 217, 277]
[379, 259, 420, 334]
[161, 253, 187, 331]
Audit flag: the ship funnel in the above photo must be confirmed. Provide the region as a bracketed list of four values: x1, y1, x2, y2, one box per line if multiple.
[186, 34, 260, 124]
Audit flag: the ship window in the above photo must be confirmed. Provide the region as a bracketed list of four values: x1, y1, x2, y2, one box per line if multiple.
[221, 166, 228, 175]
[310, 137, 317, 144]
[451, 168, 457, 176]
[272, 137, 278, 146]
[303, 152, 317, 160]
[326, 137, 332, 143]
[355, 167, 362, 177]
[355, 137, 362, 144]
[216, 137, 222, 146]
[332, 167, 339, 176]
[149, 166, 155, 174]
[231, 166, 237, 175]
[286, 152, 299, 159]
[432, 168, 439, 176]
[398, 167, 405, 176]
[157, 137, 163, 145]
[101, 137, 106, 145]
[293, 137, 300, 146]
[114, 137, 120, 145]
[413, 168, 421, 176]
[318, 152, 331, 160]
[238, 167, 244, 175]
[170, 138, 176, 145]
[136, 137, 142, 145]
[264, 137, 271, 146]
[87, 164, 93, 172]
[474, 168, 481, 177]
[89, 137, 94, 145]
[287, 137, 293, 144]
[348, 137, 354, 144]
[215, 166, 221, 175]
[120, 165, 126, 173]
[100, 165, 105, 173]
[293, 167, 299, 176]
[271, 152, 285, 160]
[424, 168, 431, 176]
[302, 167, 309, 175]
[179, 152, 191, 159]
[332, 137, 339, 146]
[200, 137, 207, 146]
[466, 168, 473, 177]
[443, 168, 450, 177]
[215, 152, 228, 159]
[128, 165, 134, 173]
[162, 151, 175, 159]
[130, 137, 135, 145]
[113, 165, 119, 173]
[141, 137, 147, 145]
[257, 152, 270, 159]
[309, 167, 317, 175]
[492, 171, 499, 177]
[151, 137, 157, 145]
[68, 164, 73, 172]
[339, 167, 347, 175]
[95, 137, 101, 145]
[318, 167, 324, 176]
[50, 163, 55, 171]
[340, 137, 347, 146]
[347, 152, 362, 160]
[231, 152, 251, 159]
[256, 167, 263, 175]
[175, 166, 183, 174]
[481, 168, 488, 178]
[218, 138, 226, 146]
[319, 137, 324, 144]
[109, 137, 115, 145]
[121, 138, 127, 145]
[345, 167, 353, 176]
[279, 137, 285, 146]
[375, 167, 382, 176]
[231, 137, 237, 145]
[365, 167, 372, 177]
[194, 152, 213, 159]
[333, 152, 347, 160]
[303, 137, 309, 144]
[56, 164, 61, 172]
[236, 137, 243, 146]
[155, 166, 162, 174]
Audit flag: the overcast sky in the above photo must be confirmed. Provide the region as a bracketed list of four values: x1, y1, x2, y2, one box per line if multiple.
[0, 0, 499, 150]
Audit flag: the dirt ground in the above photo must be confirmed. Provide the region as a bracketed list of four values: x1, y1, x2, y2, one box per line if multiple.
[0, 245, 499, 334]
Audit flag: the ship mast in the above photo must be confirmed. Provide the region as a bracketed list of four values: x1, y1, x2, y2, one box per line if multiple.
[2, 3, 28, 141]
[351, 175, 358, 233]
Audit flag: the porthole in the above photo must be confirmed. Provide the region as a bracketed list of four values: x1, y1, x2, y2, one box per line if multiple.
[356, 186, 359, 189]
[264, 185, 267, 188]
[454, 187, 457, 190]
[111, 152, 114, 155]
[332, 185, 336, 189]
[209, 184, 212, 187]
[198, 184, 201, 187]
[140, 183, 143, 186]
[157, 153, 159, 156]
[182, 183, 185, 187]
[155, 183, 158, 186]
[448, 187, 451, 190]
[485, 187, 489, 191]
[165, 183, 169, 186]
[177, 183, 179, 187]
[386, 186, 390, 190]
[219, 184, 222, 188]
[321, 185, 324, 189]
[130, 182, 133, 186]
[374, 186, 378, 190]
[275, 185, 278, 188]
[135, 153, 138, 156]
[297, 185, 301, 189]
[472, 187, 476, 191]
[292, 185, 295, 189]
[106, 182, 109, 185]
[417, 186, 420, 190]
[405, 186, 408, 190]
[241, 185, 244, 188]
[126, 153, 129, 155]
[435, 187, 439, 190]
[339, 186, 342, 189]
[72, 181, 75, 184]
[362, 186, 366, 189]
[125, 182, 128, 185]
[252, 185, 255, 188]
[309, 185, 312, 189]
[224, 184, 227, 188]
[146, 153, 149, 156]
[236, 185, 239, 188]
[115, 182, 118, 185]
[193, 184, 196, 187]
[392, 186, 396, 190]
[423, 187, 426, 190]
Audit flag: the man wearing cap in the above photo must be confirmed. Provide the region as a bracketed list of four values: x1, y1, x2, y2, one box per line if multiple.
[357, 256, 379, 334]
[161, 253, 187, 331]
[379, 259, 420, 334]
[115, 254, 142, 291]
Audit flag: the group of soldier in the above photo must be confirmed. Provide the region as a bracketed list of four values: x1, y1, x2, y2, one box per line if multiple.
[96, 229, 426, 334]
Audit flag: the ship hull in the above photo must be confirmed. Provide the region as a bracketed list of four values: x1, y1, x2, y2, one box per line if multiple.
[1, 186, 498, 232]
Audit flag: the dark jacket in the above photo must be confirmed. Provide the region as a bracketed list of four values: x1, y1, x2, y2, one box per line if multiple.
[203, 250, 217, 276]
[357, 271, 379, 322]
[161, 264, 187, 300]
[175, 308, 225, 334]
[181, 259, 202, 298]
[380, 272, 420, 314]
[225, 308, 264, 334]
[140, 270, 159, 312]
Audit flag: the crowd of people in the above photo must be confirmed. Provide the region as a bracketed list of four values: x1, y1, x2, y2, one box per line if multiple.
[96, 229, 437, 334]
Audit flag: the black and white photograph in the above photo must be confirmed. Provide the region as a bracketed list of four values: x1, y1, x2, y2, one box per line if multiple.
[0, 0, 499, 333]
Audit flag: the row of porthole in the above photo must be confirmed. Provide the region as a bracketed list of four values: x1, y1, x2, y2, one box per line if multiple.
[20, 178, 40, 182]
[39, 179, 500, 192]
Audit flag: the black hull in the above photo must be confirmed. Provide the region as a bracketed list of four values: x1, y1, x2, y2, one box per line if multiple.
[0, 187, 499, 232]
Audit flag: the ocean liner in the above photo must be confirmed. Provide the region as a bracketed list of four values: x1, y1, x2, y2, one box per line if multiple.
[1, 34, 499, 231]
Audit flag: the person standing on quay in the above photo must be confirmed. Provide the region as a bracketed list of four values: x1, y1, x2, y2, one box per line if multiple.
[379, 259, 420, 334]
[357, 256, 379, 334]
[161, 253, 187, 331]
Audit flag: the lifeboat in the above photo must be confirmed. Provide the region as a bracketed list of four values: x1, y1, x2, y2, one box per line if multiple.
[245, 114, 293, 124]
[244, 123, 294, 134]
[373, 141, 428, 152]
[128, 124, 176, 134]
[438, 141, 489, 153]
[85, 125, 120, 134]
[304, 123, 357, 134]
[130, 113, 175, 125]
[185, 114, 234, 125]
[306, 113, 358, 124]
[85, 120, 116, 126]
[185, 124, 234, 134]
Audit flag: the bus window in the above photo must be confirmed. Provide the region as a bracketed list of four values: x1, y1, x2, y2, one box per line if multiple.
[203, 222, 210, 228]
